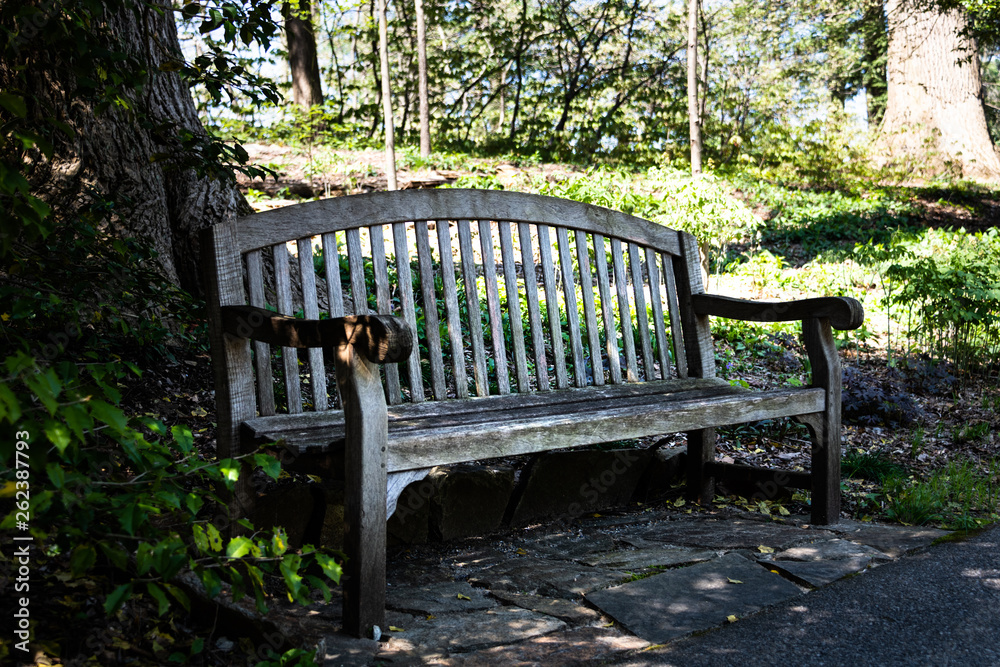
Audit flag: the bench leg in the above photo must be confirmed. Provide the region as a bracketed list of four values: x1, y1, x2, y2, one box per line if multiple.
[802, 317, 842, 525]
[335, 346, 388, 638]
[685, 427, 716, 505]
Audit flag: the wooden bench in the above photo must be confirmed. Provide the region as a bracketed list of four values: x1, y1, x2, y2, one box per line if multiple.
[202, 188, 863, 637]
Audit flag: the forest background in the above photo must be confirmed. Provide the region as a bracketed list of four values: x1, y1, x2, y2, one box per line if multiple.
[2, 0, 1000, 664]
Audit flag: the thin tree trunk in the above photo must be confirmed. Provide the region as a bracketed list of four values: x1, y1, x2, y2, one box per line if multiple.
[378, 0, 398, 190]
[876, 0, 1000, 180]
[687, 0, 702, 175]
[414, 0, 431, 155]
[283, 0, 324, 109]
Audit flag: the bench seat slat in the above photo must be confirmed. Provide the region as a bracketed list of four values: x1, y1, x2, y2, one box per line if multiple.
[252, 383, 825, 473]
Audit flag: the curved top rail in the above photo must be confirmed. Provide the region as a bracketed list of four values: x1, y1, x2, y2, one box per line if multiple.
[232, 188, 682, 256]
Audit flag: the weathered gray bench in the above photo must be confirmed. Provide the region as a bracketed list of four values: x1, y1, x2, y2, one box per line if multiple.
[202, 188, 863, 637]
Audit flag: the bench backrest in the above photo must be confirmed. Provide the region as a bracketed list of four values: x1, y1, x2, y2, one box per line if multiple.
[206, 189, 715, 417]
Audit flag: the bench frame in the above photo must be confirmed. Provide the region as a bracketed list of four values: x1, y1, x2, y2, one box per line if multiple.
[202, 189, 863, 637]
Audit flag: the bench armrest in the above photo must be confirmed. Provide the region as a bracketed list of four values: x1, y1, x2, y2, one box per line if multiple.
[221, 305, 412, 364]
[691, 294, 864, 330]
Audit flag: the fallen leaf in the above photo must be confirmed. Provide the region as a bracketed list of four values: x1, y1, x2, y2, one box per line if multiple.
[757, 545, 775, 554]
[426, 615, 435, 620]
[673, 498, 685, 507]
[457, 593, 471, 600]
[388, 626, 405, 632]
[727, 615, 738, 623]
[515, 548, 527, 556]
[727, 578, 743, 584]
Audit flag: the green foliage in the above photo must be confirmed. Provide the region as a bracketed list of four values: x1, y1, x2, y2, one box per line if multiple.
[862, 227, 1000, 373]
[0, 209, 340, 659]
[842, 450, 906, 483]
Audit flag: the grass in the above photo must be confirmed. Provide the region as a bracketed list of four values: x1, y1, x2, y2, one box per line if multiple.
[882, 458, 1000, 528]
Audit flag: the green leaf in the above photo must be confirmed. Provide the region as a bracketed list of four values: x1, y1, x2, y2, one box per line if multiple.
[192, 524, 209, 552]
[0, 93, 27, 117]
[136, 542, 154, 575]
[147, 582, 171, 616]
[185, 493, 203, 514]
[46, 463, 65, 489]
[104, 583, 133, 615]
[45, 420, 72, 454]
[162, 583, 190, 611]
[206, 522, 223, 552]
[171, 425, 194, 453]
[253, 453, 281, 480]
[90, 399, 128, 432]
[315, 553, 343, 584]
[69, 544, 97, 576]
[226, 535, 256, 559]
[270, 529, 288, 557]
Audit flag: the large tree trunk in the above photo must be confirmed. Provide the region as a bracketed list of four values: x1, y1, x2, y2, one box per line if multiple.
[283, 0, 325, 109]
[8, 2, 251, 295]
[876, 0, 1000, 181]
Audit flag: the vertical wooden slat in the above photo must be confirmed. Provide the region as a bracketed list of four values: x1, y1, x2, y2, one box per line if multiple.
[346, 228, 368, 316]
[416, 221, 447, 399]
[646, 247, 670, 380]
[322, 232, 345, 318]
[594, 235, 622, 384]
[370, 224, 402, 405]
[538, 225, 569, 389]
[557, 227, 586, 387]
[322, 233, 344, 409]
[662, 251, 688, 379]
[499, 222, 530, 392]
[436, 220, 469, 398]
[518, 222, 550, 391]
[673, 231, 714, 378]
[245, 249, 276, 415]
[576, 231, 603, 386]
[611, 238, 639, 382]
[478, 219, 511, 394]
[457, 219, 489, 396]
[273, 244, 303, 412]
[629, 242, 654, 380]
[393, 222, 425, 403]
[298, 238, 328, 410]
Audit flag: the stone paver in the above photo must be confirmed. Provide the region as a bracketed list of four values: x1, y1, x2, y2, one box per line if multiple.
[379, 607, 566, 658]
[632, 517, 832, 550]
[387, 580, 497, 614]
[489, 590, 603, 623]
[585, 553, 804, 644]
[581, 545, 717, 570]
[835, 523, 949, 557]
[468, 556, 628, 597]
[766, 556, 873, 587]
[445, 626, 649, 665]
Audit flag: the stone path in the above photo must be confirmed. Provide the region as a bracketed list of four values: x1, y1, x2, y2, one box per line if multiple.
[314, 508, 947, 665]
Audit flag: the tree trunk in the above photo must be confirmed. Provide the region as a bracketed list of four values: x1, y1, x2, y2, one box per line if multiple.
[283, 0, 325, 109]
[378, 0, 398, 190]
[876, 0, 1000, 181]
[414, 0, 431, 156]
[9, 2, 251, 295]
[687, 0, 703, 175]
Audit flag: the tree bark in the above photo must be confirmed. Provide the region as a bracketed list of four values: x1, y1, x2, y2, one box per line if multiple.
[687, 0, 703, 175]
[283, 0, 324, 109]
[414, 0, 431, 156]
[876, 0, 1000, 181]
[8, 2, 251, 295]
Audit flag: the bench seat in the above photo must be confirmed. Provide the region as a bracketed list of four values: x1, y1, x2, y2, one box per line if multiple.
[245, 377, 824, 475]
